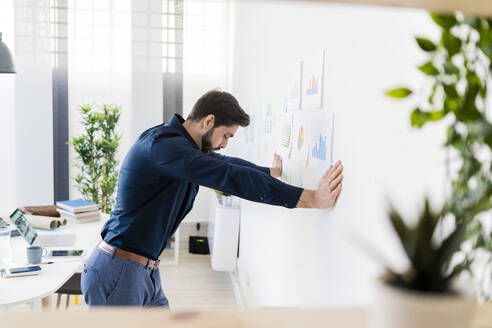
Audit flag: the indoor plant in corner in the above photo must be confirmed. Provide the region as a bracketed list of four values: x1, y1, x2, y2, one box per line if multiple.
[70, 103, 121, 215]
[371, 198, 474, 328]
[214, 189, 233, 207]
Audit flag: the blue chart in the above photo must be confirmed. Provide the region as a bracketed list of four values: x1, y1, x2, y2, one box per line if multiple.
[308, 112, 334, 172]
[311, 134, 327, 160]
[296, 172, 303, 188]
[244, 114, 255, 143]
[263, 104, 273, 134]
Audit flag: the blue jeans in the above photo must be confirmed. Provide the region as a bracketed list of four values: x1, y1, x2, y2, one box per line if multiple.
[81, 247, 169, 307]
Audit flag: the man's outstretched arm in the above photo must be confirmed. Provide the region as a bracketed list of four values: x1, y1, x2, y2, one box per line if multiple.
[208, 152, 282, 177]
[152, 137, 343, 209]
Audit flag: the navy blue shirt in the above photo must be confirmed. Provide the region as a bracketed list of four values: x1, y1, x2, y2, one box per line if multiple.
[101, 114, 304, 260]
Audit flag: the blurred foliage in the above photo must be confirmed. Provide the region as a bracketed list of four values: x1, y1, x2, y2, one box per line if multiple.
[387, 198, 471, 293]
[69, 104, 121, 214]
[386, 13, 492, 300]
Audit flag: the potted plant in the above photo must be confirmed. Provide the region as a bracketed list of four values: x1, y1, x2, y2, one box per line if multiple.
[213, 189, 233, 207]
[386, 12, 492, 301]
[70, 103, 121, 214]
[372, 198, 475, 328]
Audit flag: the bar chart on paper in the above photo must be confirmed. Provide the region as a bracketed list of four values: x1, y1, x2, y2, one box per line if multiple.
[312, 134, 327, 161]
[279, 114, 293, 159]
[291, 114, 309, 166]
[308, 112, 334, 172]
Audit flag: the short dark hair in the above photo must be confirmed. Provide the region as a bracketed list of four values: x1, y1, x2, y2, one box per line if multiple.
[187, 90, 250, 127]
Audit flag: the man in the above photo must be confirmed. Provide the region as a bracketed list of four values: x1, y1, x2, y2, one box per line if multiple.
[81, 90, 344, 307]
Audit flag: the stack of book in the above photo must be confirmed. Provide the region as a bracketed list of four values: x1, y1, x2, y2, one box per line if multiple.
[56, 199, 101, 223]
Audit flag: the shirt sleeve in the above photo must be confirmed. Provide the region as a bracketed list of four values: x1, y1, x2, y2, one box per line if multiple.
[151, 137, 303, 208]
[208, 152, 271, 175]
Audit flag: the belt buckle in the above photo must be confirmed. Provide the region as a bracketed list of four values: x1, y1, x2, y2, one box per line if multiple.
[145, 258, 159, 269]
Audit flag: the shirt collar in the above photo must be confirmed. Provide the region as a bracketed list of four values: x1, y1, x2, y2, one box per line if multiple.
[167, 114, 200, 150]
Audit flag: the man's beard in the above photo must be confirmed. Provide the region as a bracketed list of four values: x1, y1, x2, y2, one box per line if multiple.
[201, 128, 218, 153]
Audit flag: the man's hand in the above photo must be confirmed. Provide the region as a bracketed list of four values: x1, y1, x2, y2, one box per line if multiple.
[296, 160, 344, 209]
[314, 161, 343, 208]
[270, 153, 282, 178]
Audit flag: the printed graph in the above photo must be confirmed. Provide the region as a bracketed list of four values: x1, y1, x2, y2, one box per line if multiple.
[297, 126, 304, 150]
[263, 104, 273, 134]
[287, 62, 302, 110]
[306, 74, 319, 95]
[244, 113, 255, 143]
[281, 124, 292, 148]
[301, 50, 324, 109]
[311, 134, 327, 161]
[290, 81, 300, 99]
[296, 171, 303, 188]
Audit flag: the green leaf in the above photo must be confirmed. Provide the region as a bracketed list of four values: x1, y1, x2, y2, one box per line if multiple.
[428, 83, 438, 104]
[463, 16, 479, 28]
[442, 31, 461, 57]
[444, 98, 459, 113]
[416, 37, 437, 52]
[430, 13, 457, 30]
[443, 62, 459, 75]
[416, 200, 440, 245]
[445, 125, 458, 146]
[410, 108, 446, 128]
[443, 84, 459, 99]
[389, 206, 416, 260]
[418, 61, 439, 76]
[386, 87, 413, 98]
[435, 223, 467, 271]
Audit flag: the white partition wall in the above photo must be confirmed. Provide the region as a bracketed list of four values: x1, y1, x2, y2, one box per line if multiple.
[182, 0, 231, 224]
[0, 0, 53, 211]
[227, 1, 447, 307]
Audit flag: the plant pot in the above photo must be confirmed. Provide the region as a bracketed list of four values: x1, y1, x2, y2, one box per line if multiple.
[216, 194, 233, 207]
[371, 278, 475, 328]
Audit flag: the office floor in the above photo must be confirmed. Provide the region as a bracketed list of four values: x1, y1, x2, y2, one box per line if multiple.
[160, 251, 238, 310]
[8, 249, 237, 311]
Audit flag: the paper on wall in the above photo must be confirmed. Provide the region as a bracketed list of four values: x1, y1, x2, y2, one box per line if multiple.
[287, 61, 302, 110]
[278, 114, 293, 160]
[291, 113, 310, 167]
[308, 112, 334, 173]
[301, 50, 325, 109]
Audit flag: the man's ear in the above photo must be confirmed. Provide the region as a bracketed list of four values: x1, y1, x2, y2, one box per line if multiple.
[203, 114, 215, 130]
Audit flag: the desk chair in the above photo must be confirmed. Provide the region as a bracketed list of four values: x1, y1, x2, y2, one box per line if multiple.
[55, 273, 82, 310]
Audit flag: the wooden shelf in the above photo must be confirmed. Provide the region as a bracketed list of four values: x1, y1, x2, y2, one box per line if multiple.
[300, 0, 492, 16]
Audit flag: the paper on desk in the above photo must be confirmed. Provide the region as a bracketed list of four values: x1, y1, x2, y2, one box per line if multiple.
[43, 256, 87, 263]
[25, 215, 63, 230]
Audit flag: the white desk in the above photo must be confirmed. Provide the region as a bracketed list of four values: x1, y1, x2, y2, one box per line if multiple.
[0, 214, 108, 307]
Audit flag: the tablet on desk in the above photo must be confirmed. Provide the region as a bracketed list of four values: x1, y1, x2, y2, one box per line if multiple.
[9, 209, 76, 247]
[47, 249, 86, 257]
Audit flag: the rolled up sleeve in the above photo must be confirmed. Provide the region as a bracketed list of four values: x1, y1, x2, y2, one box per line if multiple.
[151, 137, 303, 208]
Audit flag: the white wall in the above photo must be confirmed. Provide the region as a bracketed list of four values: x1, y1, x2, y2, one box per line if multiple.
[0, 1, 16, 213]
[182, 0, 231, 223]
[14, 0, 53, 207]
[228, 1, 448, 307]
[0, 1, 54, 213]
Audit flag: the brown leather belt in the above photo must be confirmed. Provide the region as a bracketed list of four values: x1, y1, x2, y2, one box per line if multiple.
[98, 241, 160, 269]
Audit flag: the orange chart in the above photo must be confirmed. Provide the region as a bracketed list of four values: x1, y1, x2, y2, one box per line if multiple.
[297, 126, 304, 150]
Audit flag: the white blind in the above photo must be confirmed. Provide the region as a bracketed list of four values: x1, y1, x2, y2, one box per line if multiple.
[183, 0, 228, 77]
